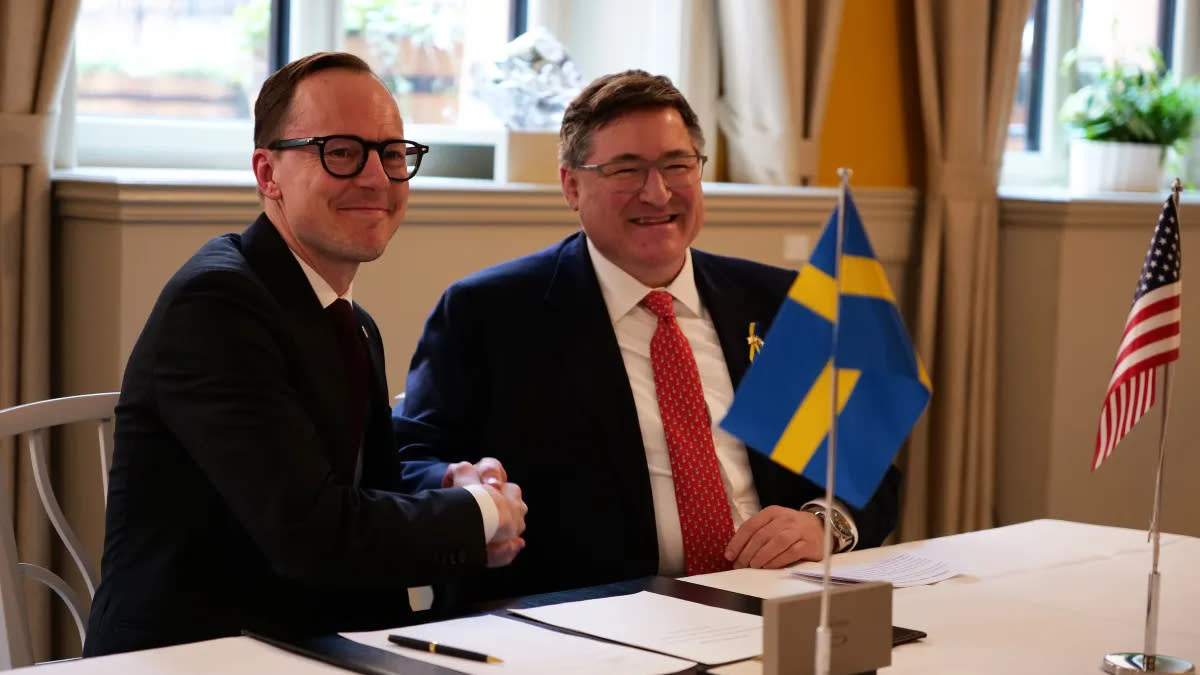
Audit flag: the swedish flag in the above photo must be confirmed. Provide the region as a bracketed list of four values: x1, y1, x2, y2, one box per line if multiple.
[720, 192, 931, 509]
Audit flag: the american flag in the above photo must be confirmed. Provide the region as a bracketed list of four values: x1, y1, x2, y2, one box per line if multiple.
[1093, 195, 1183, 470]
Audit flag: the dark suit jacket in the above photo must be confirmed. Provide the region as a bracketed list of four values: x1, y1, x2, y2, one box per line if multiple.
[394, 232, 900, 606]
[84, 214, 485, 657]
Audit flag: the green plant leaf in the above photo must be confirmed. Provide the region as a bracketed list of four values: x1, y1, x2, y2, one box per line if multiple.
[1060, 47, 1200, 151]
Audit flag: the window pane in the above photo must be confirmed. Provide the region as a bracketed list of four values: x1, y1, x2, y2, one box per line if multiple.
[342, 0, 512, 126]
[1074, 0, 1163, 86]
[1007, 4, 1040, 152]
[76, 0, 269, 120]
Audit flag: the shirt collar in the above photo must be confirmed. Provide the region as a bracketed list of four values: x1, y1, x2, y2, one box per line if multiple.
[586, 235, 701, 323]
[291, 252, 352, 309]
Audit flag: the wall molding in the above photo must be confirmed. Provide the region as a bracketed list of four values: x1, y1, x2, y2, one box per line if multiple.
[998, 187, 1188, 230]
[53, 169, 919, 231]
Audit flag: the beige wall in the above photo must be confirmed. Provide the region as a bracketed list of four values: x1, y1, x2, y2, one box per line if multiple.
[53, 175, 1200, 589]
[51, 174, 920, 589]
[997, 194, 1200, 537]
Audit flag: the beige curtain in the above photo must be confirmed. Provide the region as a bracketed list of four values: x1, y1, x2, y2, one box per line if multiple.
[901, 0, 1031, 540]
[715, 0, 844, 185]
[1, 0, 81, 661]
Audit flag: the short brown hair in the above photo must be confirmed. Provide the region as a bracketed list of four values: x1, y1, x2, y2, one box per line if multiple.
[253, 52, 375, 149]
[558, 70, 704, 168]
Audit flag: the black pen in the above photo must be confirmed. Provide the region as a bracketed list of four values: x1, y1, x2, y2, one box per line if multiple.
[387, 634, 503, 664]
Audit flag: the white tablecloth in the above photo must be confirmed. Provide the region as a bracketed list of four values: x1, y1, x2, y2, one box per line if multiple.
[696, 519, 1200, 674]
[17, 519, 1199, 674]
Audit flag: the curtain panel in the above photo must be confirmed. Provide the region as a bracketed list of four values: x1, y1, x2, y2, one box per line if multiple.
[715, 0, 844, 185]
[902, 0, 1031, 540]
[0, 0, 82, 663]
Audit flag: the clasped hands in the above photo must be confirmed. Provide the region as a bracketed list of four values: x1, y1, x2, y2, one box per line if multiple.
[442, 458, 527, 568]
[441, 461, 824, 570]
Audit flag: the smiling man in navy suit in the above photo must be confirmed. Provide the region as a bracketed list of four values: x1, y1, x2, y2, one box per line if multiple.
[394, 70, 899, 606]
[84, 52, 527, 656]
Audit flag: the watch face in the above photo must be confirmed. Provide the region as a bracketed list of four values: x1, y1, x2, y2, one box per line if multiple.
[830, 510, 851, 533]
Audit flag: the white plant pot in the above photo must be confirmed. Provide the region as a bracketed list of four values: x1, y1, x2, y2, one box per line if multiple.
[1069, 139, 1165, 193]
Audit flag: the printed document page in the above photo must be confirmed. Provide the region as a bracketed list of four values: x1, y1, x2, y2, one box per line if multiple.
[510, 591, 762, 665]
[342, 614, 693, 675]
[684, 567, 824, 599]
[790, 552, 959, 587]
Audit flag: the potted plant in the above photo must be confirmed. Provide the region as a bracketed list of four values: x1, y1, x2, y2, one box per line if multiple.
[1060, 50, 1200, 193]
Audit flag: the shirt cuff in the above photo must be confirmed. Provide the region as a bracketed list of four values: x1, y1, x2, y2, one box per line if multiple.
[463, 484, 499, 543]
[801, 498, 860, 552]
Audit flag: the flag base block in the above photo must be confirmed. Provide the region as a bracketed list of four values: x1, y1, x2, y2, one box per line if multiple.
[762, 580, 891, 675]
[1103, 653, 1195, 674]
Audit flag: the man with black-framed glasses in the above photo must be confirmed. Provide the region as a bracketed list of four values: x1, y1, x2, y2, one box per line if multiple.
[84, 52, 527, 657]
[394, 69, 900, 609]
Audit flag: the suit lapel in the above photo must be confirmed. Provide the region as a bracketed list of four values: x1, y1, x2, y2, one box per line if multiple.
[357, 308, 388, 413]
[543, 234, 658, 563]
[693, 251, 755, 390]
[543, 234, 643, 439]
[356, 307, 396, 484]
[693, 250, 790, 502]
[240, 214, 357, 480]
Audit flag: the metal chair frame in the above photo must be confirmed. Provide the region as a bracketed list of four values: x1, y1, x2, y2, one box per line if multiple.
[0, 393, 118, 668]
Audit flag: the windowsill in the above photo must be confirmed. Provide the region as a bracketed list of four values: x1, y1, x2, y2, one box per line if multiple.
[999, 184, 1194, 203]
[49, 168, 920, 253]
[50, 166, 867, 198]
[58, 167, 1193, 206]
[52, 166, 564, 192]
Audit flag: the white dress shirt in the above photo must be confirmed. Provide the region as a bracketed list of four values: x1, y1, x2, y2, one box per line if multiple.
[586, 239, 762, 575]
[586, 239, 858, 575]
[291, 253, 499, 544]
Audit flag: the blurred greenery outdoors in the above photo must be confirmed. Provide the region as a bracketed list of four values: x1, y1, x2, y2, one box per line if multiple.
[1061, 47, 1200, 152]
[76, 0, 464, 93]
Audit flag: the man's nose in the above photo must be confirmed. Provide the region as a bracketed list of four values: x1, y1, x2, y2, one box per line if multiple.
[638, 167, 671, 203]
[355, 149, 391, 184]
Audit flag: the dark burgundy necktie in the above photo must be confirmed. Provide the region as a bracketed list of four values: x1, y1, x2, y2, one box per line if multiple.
[325, 298, 369, 472]
[642, 290, 735, 575]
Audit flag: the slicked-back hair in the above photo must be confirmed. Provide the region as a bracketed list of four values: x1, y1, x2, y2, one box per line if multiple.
[558, 69, 704, 168]
[253, 52, 376, 149]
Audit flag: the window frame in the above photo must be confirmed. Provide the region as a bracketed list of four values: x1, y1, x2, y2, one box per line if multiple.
[1001, 0, 1191, 189]
[1001, 0, 1074, 187]
[70, 0, 527, 174]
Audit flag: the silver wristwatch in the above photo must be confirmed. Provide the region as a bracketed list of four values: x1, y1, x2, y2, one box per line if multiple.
[801, 504, 856, 553]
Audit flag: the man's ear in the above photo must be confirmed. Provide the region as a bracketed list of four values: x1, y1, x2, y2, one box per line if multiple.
[252, 149, 282, 200]
[560, 164, 580, 211]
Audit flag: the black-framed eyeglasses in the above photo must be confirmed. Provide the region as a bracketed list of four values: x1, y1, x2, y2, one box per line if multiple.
[575, 154, 707, 192]
[267, 135, 430, 182]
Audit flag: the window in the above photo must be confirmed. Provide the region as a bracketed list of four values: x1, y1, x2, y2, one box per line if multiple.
[1002, 0, 1187, 187]
[1072, 0, 1167, 83]
[1007, 0, 1047, 152]
[73, 0, 523, 172]
[76, 1, 267, 121]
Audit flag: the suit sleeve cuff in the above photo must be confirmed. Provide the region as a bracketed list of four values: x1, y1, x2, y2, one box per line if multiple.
[463, 484, 499, 543]
[801, 498, 860, 552]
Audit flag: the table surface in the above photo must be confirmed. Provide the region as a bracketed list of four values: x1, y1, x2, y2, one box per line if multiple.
[16, 519, 1197, 674]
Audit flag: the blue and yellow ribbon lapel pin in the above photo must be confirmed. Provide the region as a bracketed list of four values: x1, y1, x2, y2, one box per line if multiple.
[747, 322, 764, 362]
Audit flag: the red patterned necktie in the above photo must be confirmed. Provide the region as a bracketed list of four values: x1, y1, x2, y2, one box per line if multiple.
[642, 290, 735, 575]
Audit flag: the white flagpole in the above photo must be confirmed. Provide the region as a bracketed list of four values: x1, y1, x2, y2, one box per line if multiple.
[1143, 359, 1170, 666]
[815, 169, 851, 675]
[1102, 178, 1193, 675]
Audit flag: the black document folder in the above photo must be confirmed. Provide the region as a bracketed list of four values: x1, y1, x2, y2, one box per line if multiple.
[243, 631, 470, 675]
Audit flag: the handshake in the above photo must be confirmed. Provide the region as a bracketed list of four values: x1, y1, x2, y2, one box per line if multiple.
[442, 458, 528, 567]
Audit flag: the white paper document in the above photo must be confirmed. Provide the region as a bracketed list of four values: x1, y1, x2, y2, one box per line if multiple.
[707, 658, 764, 675]
[510, 591, 762, 665]
[341, 614, 693, 675]
[684, 567, 824, 599]
[790, 552, 959, 588]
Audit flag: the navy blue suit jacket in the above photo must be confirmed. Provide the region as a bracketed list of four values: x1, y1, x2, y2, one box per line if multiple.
[394, 232, 899, 606]
[85, 215, 484, 656]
